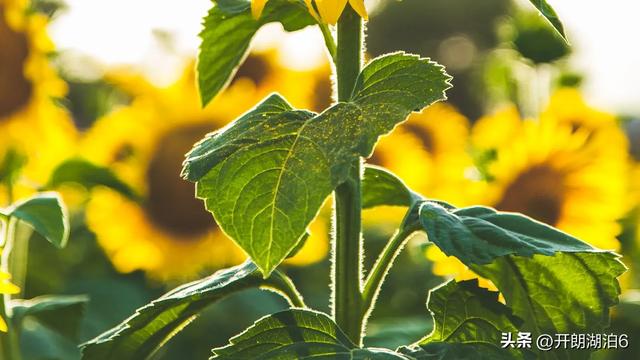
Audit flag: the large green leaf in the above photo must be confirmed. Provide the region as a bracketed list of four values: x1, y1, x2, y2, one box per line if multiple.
[418, 202, 595, 265]
[398, 280, 530, 359]
[417, 202, 625, 359]
[198, 0, 316, 105]
[81, 261, 296, 360]
[471, 253, 624, 359]
[212, 308, 411, 359]
[527, 0, 566, 40]
[48, 158, 138, 200]
[7, 192, 69, 248]
[183, 52, 450, 275]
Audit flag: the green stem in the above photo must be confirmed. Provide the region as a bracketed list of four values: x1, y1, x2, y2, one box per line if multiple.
[0, 216, 22, 360]
[332, 5, 364, 346]
[265, 270, 307, 308]
[361, 226, 415, 325]
[319, 23, 337, 61]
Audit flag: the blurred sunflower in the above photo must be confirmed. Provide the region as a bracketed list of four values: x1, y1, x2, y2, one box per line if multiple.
[252, 0, 368, 25]
[83, 52, 331, 281]
[427, 93, 629, 283]
[0, 0, 76, 204]
[0, 270, 19, 332]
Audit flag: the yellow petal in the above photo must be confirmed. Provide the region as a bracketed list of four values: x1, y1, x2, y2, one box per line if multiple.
[0, 316, 7, 332]
[348, 0, 368, 20]
[0, 282, 20, 295]
[316, 0, 348, 25]
[251, 0, 268, 19]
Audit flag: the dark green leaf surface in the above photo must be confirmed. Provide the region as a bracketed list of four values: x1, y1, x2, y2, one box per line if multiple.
[419, 202, 595, 265]
[417, 202, 625, 359]
[362, 165, 420, 209]
[212, 308, 411, 359]
[399, 342, 517, 360]
[399, 280, 530, 359]
[472, 253, 625, 359]
[184, 53, 450, 275]
[8, 192, 69, 248]
[48, 158, 138, 200]
[12, 295, 89, 341]
[527, 0, 566, 40]
[81, 261, 280, 360]
[198, 0, 316, 105]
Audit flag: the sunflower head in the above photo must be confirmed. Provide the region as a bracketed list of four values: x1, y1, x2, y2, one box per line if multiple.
[0, 0, 75, 204]
[84, 57, 330, 281]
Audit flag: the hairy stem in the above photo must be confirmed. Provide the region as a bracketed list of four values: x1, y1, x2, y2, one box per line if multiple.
[264, 270, 307, 308]
[361, 226, 416, 327]
[319, 23, 337, 61]
[332, 5, 364, 346]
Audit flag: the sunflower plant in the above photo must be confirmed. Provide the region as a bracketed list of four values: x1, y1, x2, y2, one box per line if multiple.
[81, 0, 625, 359]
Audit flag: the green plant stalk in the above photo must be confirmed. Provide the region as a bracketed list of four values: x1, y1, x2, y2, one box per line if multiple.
[332, 5, 364, 346]
[0, 216, 22, 360]
[263, 270, 307, 308]
[361, 225, 416, 326]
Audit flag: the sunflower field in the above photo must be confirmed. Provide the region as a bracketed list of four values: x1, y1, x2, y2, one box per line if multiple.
[1, 0, 640, 359]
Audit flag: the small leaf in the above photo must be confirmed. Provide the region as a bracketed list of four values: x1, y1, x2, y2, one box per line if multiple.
[199, 0, 316, 105]
[81, 261, 292, 360]
[212, 308, 410, 359]
[418, 203, 594, 265]
[184, 52, 451, 275]
[398, 280, 531, 359]
[527, 0, 566, 40]
[48, 158, 138, 200]
[12, 295, 89, 341]
[0, 147, 27, 186]
[8, 192, 69, 248]
[362, 165, 420, 209]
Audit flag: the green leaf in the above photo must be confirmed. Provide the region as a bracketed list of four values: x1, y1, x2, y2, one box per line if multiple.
[212, 308, 411, 359]
[81, 261, 294, 360]
[184, 52, 451, 275]
[399, 279, 531, 359]
[12, 295, 89, 341]
[471, 253, 625, 359]
[8, 192, 69, 248]
[198, 0, 316, 105]
[399, 342, 518, 360]
[418, 203, 595, 265]
[362, 165, 420, 209]
[527, 0, 566, 40]
[416, 202, 625, 359]
[47, 158, 138, 200]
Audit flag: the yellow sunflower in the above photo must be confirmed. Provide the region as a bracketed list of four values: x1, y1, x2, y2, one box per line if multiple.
[0, 271, 19, 332]
[83, 54, 330, 281]
[0, 0, 76, 205]
[427, 94, 629, 283]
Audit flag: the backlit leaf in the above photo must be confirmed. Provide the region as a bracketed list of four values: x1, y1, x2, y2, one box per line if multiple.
[8, 192, 69, 248]
[183, 53, 451, 275]
[199, 0, 316, 105]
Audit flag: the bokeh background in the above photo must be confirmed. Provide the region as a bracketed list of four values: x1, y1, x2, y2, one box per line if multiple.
[2, 0, 640, 359]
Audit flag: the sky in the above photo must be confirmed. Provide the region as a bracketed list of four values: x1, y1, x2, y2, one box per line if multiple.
[49, 0, 640, 115]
